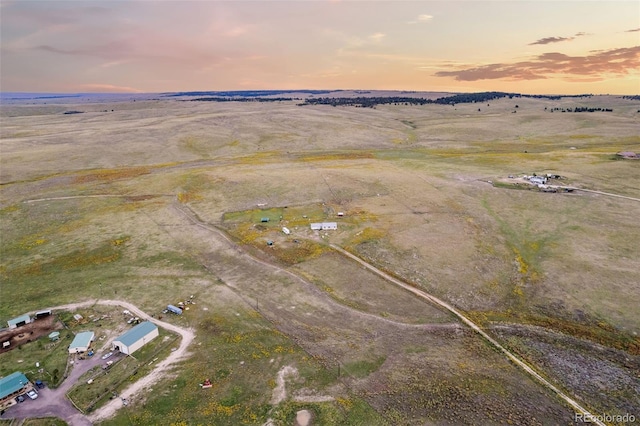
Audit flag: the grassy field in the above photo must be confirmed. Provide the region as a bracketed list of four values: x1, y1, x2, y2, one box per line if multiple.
[0, 325, 72, 388]
[1, 94, 639, 424]
[22, 419, 67, 426]
[101, 296, 387, 426]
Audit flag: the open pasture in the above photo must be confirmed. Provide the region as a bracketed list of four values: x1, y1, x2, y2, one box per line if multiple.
[1, 94, 639, 424]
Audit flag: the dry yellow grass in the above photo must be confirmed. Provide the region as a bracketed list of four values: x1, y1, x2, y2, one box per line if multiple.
[1, 94, 639, 424]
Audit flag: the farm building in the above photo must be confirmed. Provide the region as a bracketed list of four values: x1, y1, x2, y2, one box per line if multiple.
[35, 310, 52, 319]
[617, 151, 639, 159]
[7, 314, 31, 329]
[68, 331, 95, 354]
[310, 222, 337, 231]
[112, 321, 158, 355]
[529, 176, 547, 185]
[0, 372, 30, 407]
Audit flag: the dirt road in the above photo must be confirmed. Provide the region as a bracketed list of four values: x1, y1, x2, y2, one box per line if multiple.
[567, 187, 640, 202]
[173, 201, 605, 423]
[329, 244, 607, 426]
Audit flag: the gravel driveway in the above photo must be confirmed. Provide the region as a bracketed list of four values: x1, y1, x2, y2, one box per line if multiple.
[2, 353, 108, 425]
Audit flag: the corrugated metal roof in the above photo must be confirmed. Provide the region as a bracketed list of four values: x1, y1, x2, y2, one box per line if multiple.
[7, 314, 30, 327]
[115, 321, 157, 347]
[0, 371, 29, 399]
[69, 331, 94, 350]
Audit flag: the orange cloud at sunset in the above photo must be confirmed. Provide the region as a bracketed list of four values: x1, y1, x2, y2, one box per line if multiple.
[435, 47, 640, 82]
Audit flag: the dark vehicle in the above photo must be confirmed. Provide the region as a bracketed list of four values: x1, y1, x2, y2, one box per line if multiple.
[15, 395, 24, 403]
[35, 380, 45, 389]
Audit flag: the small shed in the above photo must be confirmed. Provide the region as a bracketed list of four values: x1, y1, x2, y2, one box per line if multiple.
[48, 331, 60, 341]
[68, 331, 95, 354]
[261, 217, 270, 223]
[7, 314, 31, 329]
[112, 321, 159, 355]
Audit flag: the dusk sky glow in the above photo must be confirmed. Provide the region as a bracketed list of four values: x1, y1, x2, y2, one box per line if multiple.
[1, 1, 639, 94]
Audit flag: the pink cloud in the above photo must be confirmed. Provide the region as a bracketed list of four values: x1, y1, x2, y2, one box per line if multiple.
[529, 36, 574, 45]
[435, 46, 640, 81]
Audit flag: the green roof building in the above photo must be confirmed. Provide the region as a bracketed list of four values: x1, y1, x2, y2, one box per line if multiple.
[0, 371, 29, 404]
[112, 321, 158, 355]
[7, 314, 31, 329]
[68, 331, 95, 354]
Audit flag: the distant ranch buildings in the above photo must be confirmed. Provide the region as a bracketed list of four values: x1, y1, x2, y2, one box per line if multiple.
[617, 151, 639, 159]
[310, 222, 338, 231]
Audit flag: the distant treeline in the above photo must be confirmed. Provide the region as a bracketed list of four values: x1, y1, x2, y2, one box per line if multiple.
[181, 90, 607, 107]
[299, 92, 595, 107]
[548, 107, 613, 112]
[168, 90, 338, 97]
[190, 97, 296, 103]
[622, 95, 640, 101]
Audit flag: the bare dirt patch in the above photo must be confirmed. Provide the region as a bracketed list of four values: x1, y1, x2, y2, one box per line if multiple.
[0, 316, 62, 354]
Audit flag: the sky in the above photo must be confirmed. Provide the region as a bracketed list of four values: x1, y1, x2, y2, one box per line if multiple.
[1, 1, 639, 94]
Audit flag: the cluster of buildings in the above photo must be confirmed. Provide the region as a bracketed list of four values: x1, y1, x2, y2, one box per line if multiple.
[617, 151, 639, 159]
[1, 309, 160, 408]
[310, 222, 338, 231]
[521, 173, 562, 186]
[67, 321, 159, 356]
[259, 212, 341, 246]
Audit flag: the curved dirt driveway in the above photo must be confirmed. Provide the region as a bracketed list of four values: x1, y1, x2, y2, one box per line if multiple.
[32, 299, 195, 424]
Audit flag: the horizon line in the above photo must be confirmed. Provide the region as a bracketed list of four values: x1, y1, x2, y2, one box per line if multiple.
[2, 90, 638, 97]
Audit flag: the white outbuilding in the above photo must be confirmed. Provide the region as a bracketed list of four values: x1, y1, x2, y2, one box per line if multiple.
[112, 321, 159, 355]
[68, 331, 95, 354]
[310, 222, 337, 231]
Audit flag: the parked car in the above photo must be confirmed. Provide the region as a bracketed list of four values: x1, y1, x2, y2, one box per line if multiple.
[101, 351, 114, 360]
[26, 390, 38, 400]
[35, 380, 45, 389]
[15, 395, 24, 403]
